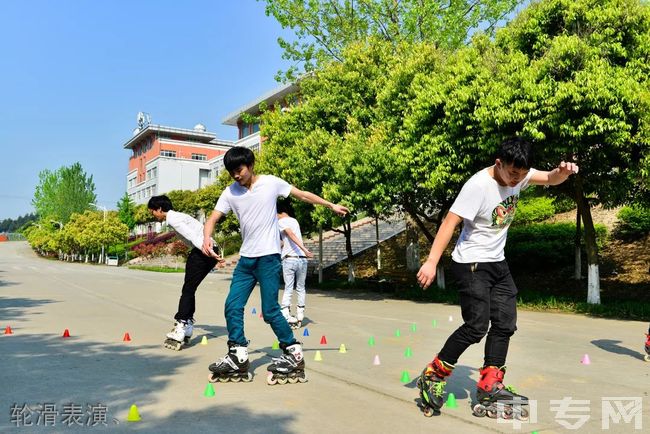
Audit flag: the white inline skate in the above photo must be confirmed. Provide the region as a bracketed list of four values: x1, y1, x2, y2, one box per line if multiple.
[163, 319, 193, 351]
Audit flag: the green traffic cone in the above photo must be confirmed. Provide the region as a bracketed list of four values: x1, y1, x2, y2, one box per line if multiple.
[126, 404, 141, 422]
[203, 383, 215, 397]
[272, 340, 280, 350]
[445, 392, 458, 408]
[432, 319, 437, 328]
[395, 329, 401, 338]
[404, 347, 413, 358]
[368, 336, 375, 347]
[400, 370, 410, 383]
[410, 323, 417, 332]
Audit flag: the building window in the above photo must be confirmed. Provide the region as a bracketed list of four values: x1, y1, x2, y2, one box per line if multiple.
[146, 169, 151, 180]
[152, 167, 157, 178]
[161, 150, 176, 158]
[151, 184, 156, 195]
[191, 153, 207, 161]
[252, 123, 260, 134]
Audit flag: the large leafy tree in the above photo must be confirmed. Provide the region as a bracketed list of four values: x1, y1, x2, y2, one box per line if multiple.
[117, 192, 137, 231]
[260, 0, 522, 80]
[32, 162, 97, 224]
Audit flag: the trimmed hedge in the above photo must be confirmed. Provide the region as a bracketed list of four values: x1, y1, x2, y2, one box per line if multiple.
[615, 206, 650, 239]
[514, 196, 556, 225]
[506, 223, 607, 269]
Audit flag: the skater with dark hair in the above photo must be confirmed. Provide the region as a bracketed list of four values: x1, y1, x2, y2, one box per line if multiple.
[415, 138, 578, 417]
[148, 195, 224, 351]
[277, 198, 313, 329]
[203, 146, 348, 384]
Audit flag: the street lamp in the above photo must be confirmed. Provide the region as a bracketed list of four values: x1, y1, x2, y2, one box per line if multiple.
[89, 203, 108, 264]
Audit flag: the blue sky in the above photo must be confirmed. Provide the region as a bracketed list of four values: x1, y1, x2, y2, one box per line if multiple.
[0, 0, 294, 220]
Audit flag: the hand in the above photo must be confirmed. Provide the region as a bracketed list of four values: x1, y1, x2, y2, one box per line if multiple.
[416, 260, 437, 289]
[201, 239, 213, 257]
[331, 204, 350, 217]
[305, 250, 314, 259]
[558, 161, 579, 177]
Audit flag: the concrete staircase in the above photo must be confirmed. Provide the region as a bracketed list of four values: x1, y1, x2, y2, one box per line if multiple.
[304, 215, 405, 273]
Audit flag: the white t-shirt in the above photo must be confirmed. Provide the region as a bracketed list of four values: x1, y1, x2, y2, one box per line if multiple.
[278, 216, 305, 258]
[450, 167, 535, 263]
[215, 175, 292, 257]
[166, 210, 214, 251]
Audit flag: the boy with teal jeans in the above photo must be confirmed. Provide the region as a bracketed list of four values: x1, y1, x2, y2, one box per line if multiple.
[203, 146, 348, 384]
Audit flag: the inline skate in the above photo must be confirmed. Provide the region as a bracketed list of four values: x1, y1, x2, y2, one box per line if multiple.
[472, 366, 529, 420]
[266, 342, 307, 385]
[281, 306, 300, 330]
[163, 319, 193, 351]
[644, 333, 650, 362]
[293, 306, 305, 329]
[208, 341, 253, 383]
[416, 356, 454, 417]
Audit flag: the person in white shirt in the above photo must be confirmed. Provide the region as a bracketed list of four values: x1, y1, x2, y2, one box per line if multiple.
[148, 195, 223, 351]
[414, 138, 578, 417]
[277, 199, 313, 329]
[202, 146, 348, 384]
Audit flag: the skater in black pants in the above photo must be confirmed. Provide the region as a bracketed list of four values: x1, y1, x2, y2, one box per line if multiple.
[148, 195, 223, 350]
[415, 138, 578, 418]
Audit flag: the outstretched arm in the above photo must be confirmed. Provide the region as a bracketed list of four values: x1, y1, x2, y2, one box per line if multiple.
[416, 212, 463, 289]
[202, 210, 224, 256]
[289, 186, 349, 217]
[530, 161, 579, 186]
[283, 228, 314, 258]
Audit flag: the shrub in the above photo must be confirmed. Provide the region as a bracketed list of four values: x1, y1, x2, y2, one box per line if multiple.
[615, 205, 650, 239]
[506, 223, 607, 270]
[168, 239, 190, 257]
[514, 196, 556, 225]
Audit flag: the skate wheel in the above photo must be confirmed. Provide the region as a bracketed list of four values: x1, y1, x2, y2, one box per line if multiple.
[472, 404, 487, 418]
[266, 373, 278, 385]
[243, 372, 253, 382]
[208, 373, 217, 383]
[517, 408, 529, 421]
[218, 376, 229, 383]
[277, 377, 288, 385]
[298, 376, 308, 383]
[644, 354, 650, 362]
[486, 409, 498, 419]
[231, 375, 241, 383]
[501, 407, 514, 420]
[288, 376, 299, 384]
[422, 406, 435, 417]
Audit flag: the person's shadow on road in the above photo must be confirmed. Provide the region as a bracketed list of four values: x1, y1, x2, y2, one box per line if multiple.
[591, 339, 645, 361]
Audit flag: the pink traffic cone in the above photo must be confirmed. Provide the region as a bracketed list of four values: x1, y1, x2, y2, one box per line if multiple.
[581, 354, 591, 365]
[372, 355, 381, 366]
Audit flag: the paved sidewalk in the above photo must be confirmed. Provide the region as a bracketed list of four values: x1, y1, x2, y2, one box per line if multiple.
[1, 241, 648, 433]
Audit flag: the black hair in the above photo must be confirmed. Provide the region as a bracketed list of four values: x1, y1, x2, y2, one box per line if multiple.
[277, 197, 295, 217]
[147, 195, 174, 212]
[224, 146, 255, 172]
[496, 137, 533, 169]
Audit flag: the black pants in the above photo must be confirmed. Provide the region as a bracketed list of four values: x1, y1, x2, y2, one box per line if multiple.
[175, 248, 217, 321]
[438, 260, 518, 367]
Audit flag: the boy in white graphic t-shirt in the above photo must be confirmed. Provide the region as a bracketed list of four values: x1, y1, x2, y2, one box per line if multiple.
[415, 138, 578, 417]
[202, 146, 348, 384]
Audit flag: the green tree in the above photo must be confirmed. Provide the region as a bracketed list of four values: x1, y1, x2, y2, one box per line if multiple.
[260, 0, 522, 80]
[117, 192, 136, 231]
[32, 162, 97, 224]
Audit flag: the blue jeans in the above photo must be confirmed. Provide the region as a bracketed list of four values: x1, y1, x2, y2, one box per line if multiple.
[225, 254, 295, 346]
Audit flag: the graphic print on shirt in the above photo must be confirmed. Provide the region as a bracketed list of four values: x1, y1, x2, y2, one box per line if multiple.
[491, 195, 519, 227]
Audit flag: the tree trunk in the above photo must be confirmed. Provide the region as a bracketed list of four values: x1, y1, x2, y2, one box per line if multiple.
[574, 209, 582, 280]
[343, 219, 355, 283]
[404, 205, 434, 243]
[576, 176, 600, 304]
[375, 216, 381, 272]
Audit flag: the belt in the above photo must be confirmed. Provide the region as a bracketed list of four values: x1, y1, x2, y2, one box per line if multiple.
[284, 255, 307, 259]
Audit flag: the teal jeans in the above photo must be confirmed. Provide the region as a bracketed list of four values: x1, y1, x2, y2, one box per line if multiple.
[225, 254, 295, 346]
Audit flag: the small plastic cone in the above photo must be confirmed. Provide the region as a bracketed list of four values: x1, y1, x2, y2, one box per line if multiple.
[320, 335, 327, 345]
[259, 312, 263, 319]
[404, 347, 413, 358]
[400, 370, 410, 383]
[302, 328, 310, 337]
[62, 329, 70, 338]
[339, 344, 347, 353]
[395, 329, 401, 338]
[448, 315, 453, 322]
[581, 354, 591, 365]
[272, 341, 280, 350]
[4, 326, 13, 335]
[432, 319, 437, 328]
[314, 350, 323, 361]
[372, 355, 381, 366]
[200, 336, 208, 345]
[410, 323, 417, 332]
[251, 307, 256, 314]
[368, 336, 375, 347]
[203, 383, 215, 397]
[123, 332, 131, 342]
[126, 404, 141, 422]
[446, 393, 458, 408]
